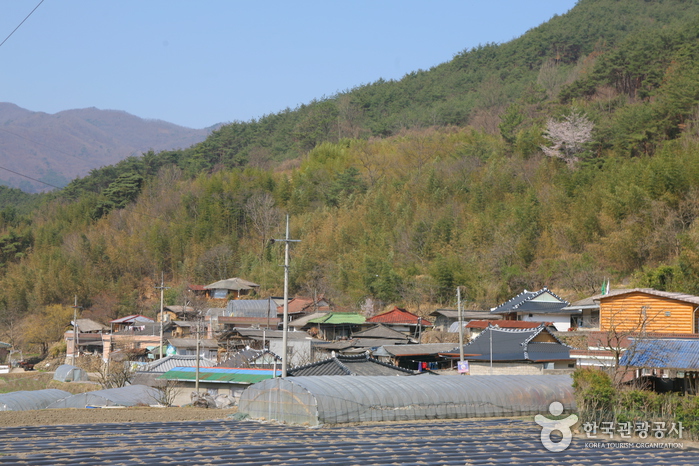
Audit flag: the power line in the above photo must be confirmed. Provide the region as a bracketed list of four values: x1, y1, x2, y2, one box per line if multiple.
[0, 164, 62, 190]
[0, 0, 45, 49]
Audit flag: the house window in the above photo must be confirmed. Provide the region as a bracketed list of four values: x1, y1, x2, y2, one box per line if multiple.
[665, 311, 671, 317]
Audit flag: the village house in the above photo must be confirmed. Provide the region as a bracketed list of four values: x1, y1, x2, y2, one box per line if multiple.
[429, 308, 496, 332]
[373, 343, 456, 371]
[442, 324, 575, 375]
[489, 287, 578, 332]
[598, 288, 699, 334]
[288, 352, 418, 376]
[204, 277, 260, 300]
[367, 307, 432, 340]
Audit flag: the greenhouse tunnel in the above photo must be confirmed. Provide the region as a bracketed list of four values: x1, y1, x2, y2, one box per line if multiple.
[53, 364, 89, 383]
[46, 385, 160, 409]
[238, 375, 575, 426]
[0, 389, 72, 411]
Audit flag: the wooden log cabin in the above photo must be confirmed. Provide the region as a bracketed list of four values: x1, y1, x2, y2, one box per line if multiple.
[599, 289, 699, 334]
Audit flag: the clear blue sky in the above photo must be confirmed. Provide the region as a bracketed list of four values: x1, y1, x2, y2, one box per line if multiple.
[0, 1, 579, 129]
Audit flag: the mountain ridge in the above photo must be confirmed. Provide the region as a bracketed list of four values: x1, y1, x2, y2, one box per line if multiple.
[0, 102, 219, 192]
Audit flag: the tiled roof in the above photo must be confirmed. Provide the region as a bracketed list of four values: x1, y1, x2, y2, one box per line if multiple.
[288, 353, 416, 376]
[430, 309, 496, 320]
[367, 307, 432, 326]
[217, 349, 281, 368]
[490, 288, 570, 315]
[465, 320, 552, 329]
[160, 366, 278, 384]
[136, 354, 216, 373]
[445, 326, 571, 362]
[619, 339, 699, 370]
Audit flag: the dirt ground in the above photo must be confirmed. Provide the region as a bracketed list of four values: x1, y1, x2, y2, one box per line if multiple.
[0, 406, 238, 427]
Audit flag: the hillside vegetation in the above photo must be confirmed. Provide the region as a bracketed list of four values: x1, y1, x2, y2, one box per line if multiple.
[3, 0, 699, 353]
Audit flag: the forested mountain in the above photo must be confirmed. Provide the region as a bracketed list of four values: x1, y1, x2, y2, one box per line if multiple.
[0, 103, 216, 192]
[4, 0, 699, 353]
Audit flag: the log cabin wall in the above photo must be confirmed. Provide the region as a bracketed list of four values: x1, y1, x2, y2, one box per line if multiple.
[600, 292, 696, 334]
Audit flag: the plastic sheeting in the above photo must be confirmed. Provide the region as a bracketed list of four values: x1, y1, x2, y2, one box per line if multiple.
[53, 365, 89, 382]
[46, 385, 161, 409]
[238, 375, 575, 426]
[0, 389, 72, 411]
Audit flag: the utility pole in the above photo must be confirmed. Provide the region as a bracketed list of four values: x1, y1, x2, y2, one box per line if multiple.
[273, 215, 300, 378]
[71, 296, 82, 366]
[457, 287, 464, 369]
[155, 273, 170, 360]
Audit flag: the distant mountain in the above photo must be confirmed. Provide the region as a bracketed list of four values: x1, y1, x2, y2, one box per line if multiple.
[0, 103, 219, 192]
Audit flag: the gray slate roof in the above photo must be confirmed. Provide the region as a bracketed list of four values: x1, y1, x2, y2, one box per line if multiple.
[351, 324, 411, 341]
[452, 326, 571, 362]
[226, 299, 278, 318]
[373, 343, 458, 357]
[288, 353, 417, 376]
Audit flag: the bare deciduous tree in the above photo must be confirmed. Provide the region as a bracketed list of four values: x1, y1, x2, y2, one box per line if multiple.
[245, 193, 282, 260]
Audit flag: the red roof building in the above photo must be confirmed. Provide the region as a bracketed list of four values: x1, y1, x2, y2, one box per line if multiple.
[366, 307, 432, 339]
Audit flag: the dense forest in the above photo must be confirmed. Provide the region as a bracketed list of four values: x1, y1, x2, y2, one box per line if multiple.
[4, 0, 699, 353]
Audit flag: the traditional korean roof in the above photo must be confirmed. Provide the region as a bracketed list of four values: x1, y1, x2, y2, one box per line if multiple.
[464, 320, 553, 330]
[160, 366, 279, 384]
[288, 353, 416, 376]
[217, 349, 281, 368]
[309, 313, 366, 325]
[205, 277, 260, 291]
[367, 307, 432, 326]
[490, 288, 572, 315]
[136, 354, 217, 373]
[445, 325, 571, 362]
[619, 339, 699, 370]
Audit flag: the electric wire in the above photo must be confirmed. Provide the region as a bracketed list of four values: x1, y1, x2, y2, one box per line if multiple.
[0, 0, 45, 49]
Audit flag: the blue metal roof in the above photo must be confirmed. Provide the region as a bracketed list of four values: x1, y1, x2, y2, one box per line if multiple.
[619, 339, 699, 370]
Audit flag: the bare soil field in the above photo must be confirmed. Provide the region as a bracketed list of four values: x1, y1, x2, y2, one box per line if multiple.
[0, 406, 238, 427]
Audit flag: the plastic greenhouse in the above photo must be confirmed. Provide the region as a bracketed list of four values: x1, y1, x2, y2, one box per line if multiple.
[0, 389, 72, 411]
[53, 364, 90, 382]
[46, 385, 161, 409]
[238, 375, 575, 426]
